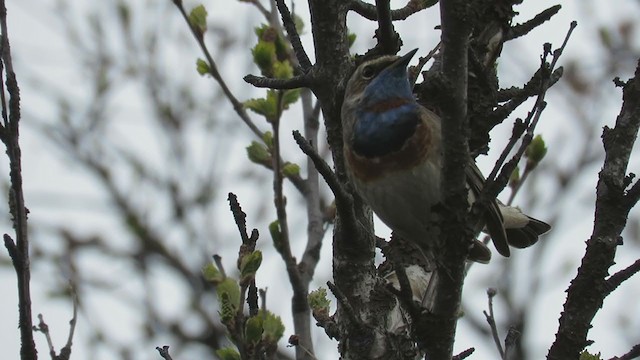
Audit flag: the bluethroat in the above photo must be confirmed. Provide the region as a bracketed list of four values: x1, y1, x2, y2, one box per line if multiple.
[341, 49, 550, 263]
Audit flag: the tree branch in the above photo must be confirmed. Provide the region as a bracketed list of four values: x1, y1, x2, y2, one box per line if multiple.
[156, 345, 174, 360]
[492, 67, 563, 126]
[484, 23, 575, 204]
[32, 289, 78, 360]
[349, 0, 432, 21]
[173, 1, 265, 140]
[292, 130, 352, 213]
[243, 74, 312, 89]
[452, 348, 475, 360]
[609, 344, 640, 360]
[426, 0, 472, 358]
[624, 177, 640, 208]
[298, 90, 327, 286]
[227, 192, 252, 245]
[270, 99, 315, 359]
[483, 288, 505, 359]
[275, 0, 312, 71]
[506, 5, 562, 41]
[604, 258, 640, 296]
[0, 1, 38, 358]
[374, 0, 400, 55]
[547, 57, 640, 360]
[326, 281, 362, 327]
[305, 0, 384, 357]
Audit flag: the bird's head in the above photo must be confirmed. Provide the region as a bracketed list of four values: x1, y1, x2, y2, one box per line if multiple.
[343, 48, 418, 111]
[341, 49, 423, 158]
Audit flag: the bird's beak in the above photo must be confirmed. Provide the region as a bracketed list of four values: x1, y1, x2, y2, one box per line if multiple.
[390, 48, 418, 70]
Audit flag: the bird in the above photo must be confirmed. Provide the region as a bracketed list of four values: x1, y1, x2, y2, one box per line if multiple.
[341, 48, 550, 263]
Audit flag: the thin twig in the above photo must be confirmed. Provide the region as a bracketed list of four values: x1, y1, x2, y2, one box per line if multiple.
[31, 289, 78, 360]
[227, 192, 250, 244]
[33, 314, 55, 358]
[172, 1, 264, 139]
[291, 343, 318, 360]
[271, 95, 295, 269]
[0, 1, 37, 358]
[243, 74, 311, 89]
[275, 0, 312, 71]
[299, 89, 326, 285]
[409, 41, 441, 87]
[349, 0, 431, 21]
[604, 258, 640, 296]
[58, 288, 79, 360]
[550, 21, 577, 70]
[292, 130, 352, 208]
[3, 234, 17, 262]
[506, 5, 562, 41]
[485, 118, 527, 185]
[213, 254, 227, 278]
[245, 0, 271, 19]
[327, 281, 362, 326]
[271, 93, 314, 358]
[387, 262, 416, 316]
[156, 345, 174, 360]
[483, 288, 505, 359]
[609, 344, 640, 360]
[485, 23, 576, 201]
[492, 67, 563, 122]
[500, 24, 576, 201]
[452, 348, 476, 360]
[624, 178, 640, 208]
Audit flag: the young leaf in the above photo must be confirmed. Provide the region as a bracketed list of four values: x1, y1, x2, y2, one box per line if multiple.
[217, 278, 241, 312]
[218, 292, 235, 324]
[216, 347, 241, 360]
[282, 162, 300, 177]
[244, 92, 278, 122]
[188, 4, 208, 34]
[293, 14, 305, 34]
[196, 58, 210, 76]
[240, 250, 263, 283]
[579, 351, 602, 360]
[252, 41, 276, 76]
[525, 134, 547, 168]
[261, 310, 285, 344]
[244, 316, 264, 344]
[282, 89, 300, 108]
[202, 263, 224, 284]
[269, 220, 283, 252]
[308, 287, 331, 313]
[509, 166, 520, 189]
[262, 131, 274, 149]
[246, 141, 271, 165]
[348, 33, 357, 48]
[273, 61, 293, 79]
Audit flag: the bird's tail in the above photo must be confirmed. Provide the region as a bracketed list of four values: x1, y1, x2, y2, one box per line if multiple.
[498, 201, 551, 248]
[504, 215, 551, 248]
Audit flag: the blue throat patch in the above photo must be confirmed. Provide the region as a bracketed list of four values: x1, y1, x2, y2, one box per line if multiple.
[352, 103, 419, 158]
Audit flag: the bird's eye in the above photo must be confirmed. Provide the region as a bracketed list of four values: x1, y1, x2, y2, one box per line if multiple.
[361, 66, 375, 79]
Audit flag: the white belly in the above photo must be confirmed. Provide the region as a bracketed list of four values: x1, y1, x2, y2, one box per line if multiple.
[351, 160, 442, 243]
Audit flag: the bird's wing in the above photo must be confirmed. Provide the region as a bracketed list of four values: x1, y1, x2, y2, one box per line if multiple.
[465, 162, 511, 257]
